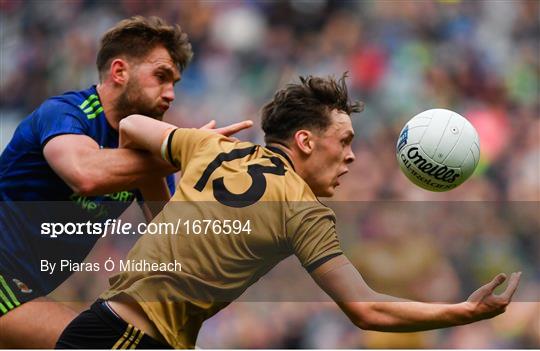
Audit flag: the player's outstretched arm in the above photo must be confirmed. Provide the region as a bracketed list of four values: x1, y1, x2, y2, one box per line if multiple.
[119, 114, 253, 158]
[311, 255, 521, 332]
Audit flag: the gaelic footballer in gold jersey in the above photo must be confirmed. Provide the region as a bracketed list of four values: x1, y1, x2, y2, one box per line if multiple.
[56, 74, 520, 349]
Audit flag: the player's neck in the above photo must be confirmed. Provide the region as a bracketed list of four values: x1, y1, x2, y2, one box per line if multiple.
[266, 142, 298, 171]
[96, 83, 122, 130]
[267, 142, 313, 183]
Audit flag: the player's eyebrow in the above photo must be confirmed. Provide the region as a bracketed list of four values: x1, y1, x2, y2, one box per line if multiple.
[156, 64, 181, 83]
[339, 130, 354, 146]
[343, 130, 355, 141]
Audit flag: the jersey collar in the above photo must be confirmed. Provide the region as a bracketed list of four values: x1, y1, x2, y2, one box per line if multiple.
[265, 145, 295, 171]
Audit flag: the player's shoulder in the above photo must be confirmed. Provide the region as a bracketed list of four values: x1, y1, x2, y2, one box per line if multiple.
[39, 85, 98, 119]
[283, 169, 318, 202]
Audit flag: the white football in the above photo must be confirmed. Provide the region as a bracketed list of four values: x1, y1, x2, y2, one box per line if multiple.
[396, 109, 480, 192]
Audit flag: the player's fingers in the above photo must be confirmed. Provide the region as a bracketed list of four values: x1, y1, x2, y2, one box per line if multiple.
[485, 273, 507, 293]
[200, 120, 216, 130]
[499, 272, 521, 301]
[216, 120, 253, 136]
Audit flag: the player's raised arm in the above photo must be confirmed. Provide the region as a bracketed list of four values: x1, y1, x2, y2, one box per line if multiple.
[119, 114, 253, 158]
[310, 255, 521, 332]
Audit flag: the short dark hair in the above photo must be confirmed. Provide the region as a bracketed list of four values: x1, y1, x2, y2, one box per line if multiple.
[97, 16, 193, 81]
[261, 73, 363, 144]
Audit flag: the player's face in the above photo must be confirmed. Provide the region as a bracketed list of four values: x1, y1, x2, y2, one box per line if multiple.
[305, 110, 355, 197]
[118, 46, 180, 120]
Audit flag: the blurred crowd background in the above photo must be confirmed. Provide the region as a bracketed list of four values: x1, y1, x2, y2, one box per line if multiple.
[1, 0, 539, 348]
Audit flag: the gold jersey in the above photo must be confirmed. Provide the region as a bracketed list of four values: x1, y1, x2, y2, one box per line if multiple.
[101, 129, 342, 348]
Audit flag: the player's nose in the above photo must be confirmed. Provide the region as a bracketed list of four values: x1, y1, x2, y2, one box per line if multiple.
[345, 149, 355, 164]
[162, 83, 175, 103]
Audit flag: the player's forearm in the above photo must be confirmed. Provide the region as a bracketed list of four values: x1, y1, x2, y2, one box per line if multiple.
[313, 257, 519, 334]
[347, 298, 474, 332]
[73, 148, 176, 196]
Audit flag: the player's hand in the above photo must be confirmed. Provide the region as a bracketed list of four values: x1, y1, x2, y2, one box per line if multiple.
[465, 272, 521, 321]
[200, 120, 253, 137]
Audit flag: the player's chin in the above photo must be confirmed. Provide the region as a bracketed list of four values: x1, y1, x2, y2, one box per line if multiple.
[320, 186, 336, 198]
[148, 110, 165, 120]
[136, 107, 164, 120]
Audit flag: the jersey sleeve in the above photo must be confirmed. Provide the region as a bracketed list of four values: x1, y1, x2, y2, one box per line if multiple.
[34, 99, 88, 147]
[286, 204, 343, 272]
[165, 128, 217, 169]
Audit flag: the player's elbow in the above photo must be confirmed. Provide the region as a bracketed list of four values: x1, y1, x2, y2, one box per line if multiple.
[353, 318, 378, 331]
[71, 180, 97, 197]
[119, 115, 144, 133]
[119, 115, 131, 131]
[119, 115, 144, 148]
[347, 303, 380, 331]
[69, 172, 99, 196]
[119, 116, 132, 138]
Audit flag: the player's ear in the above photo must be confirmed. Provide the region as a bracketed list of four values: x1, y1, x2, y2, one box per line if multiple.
[294, 130, 314, 156]
[110, 58, 129, 85]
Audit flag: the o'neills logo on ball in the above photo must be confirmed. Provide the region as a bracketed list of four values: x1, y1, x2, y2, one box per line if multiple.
[403, 147, 460, 183]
